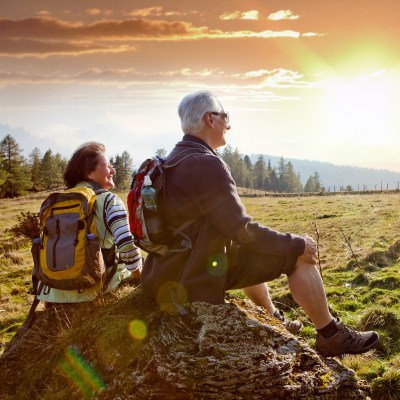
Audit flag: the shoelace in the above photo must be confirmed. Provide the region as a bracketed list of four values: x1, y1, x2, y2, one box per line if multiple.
[340, 325, 364, 348]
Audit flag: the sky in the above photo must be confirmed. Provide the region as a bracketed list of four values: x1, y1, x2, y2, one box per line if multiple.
[0, 0, 400, 172]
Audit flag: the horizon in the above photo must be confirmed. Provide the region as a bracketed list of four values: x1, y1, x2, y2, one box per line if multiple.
[1, 0, 399, 172]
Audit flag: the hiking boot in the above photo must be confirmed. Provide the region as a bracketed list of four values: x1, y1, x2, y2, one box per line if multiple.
[274, 309, 304, 334]
[316, 318, 379, 357]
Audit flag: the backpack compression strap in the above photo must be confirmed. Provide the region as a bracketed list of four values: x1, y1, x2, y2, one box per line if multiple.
[21, 281, 44, 330]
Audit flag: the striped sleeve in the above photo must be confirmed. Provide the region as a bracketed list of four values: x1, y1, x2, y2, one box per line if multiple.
[104, 193, 142, 271]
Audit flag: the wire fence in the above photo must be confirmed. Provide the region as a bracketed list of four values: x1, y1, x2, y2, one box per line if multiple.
[236, 184, 400, 197]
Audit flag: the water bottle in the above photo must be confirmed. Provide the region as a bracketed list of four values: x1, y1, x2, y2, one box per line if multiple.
[141, 175, 158, 211]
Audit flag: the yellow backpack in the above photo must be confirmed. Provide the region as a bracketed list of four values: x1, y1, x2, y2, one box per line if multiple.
[31, 187, 111, 291]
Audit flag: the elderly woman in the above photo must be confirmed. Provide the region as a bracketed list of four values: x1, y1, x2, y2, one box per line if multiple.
[37, 142, 142, 303]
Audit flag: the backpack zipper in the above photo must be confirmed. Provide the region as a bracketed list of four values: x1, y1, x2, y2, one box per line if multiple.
[52, 219, 60, 269]
[51, 203, 80, 218]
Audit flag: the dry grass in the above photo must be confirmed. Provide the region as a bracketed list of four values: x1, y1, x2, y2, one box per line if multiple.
[1, 190, 400, 397]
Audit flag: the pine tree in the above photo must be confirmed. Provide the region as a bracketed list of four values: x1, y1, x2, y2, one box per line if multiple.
[231, 148, 246, 187]
[110, 155, 123, 189]
[155, 148, 167, 158]
[253, 155, 267, 190]
[120, 151, 134, 189]
[29, 147, 43, 191]
[0, 134, 32, 197]
[243, 155, 254, 188]
[304, 171, 322, 192]
[243, 155, 253, 170]
[276, 158, 302, 193]
[40, 149, 63, 190]
[270, 168, 279, 192]
[54, 153, 68, 177]
[313, 172, 322, 192]
[277, 157, 288, 192]
[0, 152, 7, 187]
[111, 151, 133, 190]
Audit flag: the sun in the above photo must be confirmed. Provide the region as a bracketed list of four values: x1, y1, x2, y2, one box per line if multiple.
[323, 73, 396, 145]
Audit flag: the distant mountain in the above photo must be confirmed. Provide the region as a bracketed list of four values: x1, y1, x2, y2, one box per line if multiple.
[250, 154, 400, 191]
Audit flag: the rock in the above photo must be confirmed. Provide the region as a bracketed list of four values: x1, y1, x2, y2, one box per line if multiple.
[0, 287, 369, 399]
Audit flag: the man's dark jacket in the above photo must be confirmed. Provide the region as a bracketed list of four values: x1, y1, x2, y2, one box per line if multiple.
[141, 135, 305, 304]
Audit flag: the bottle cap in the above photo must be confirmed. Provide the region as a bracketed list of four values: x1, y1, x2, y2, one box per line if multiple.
[143, 175, 152, 186]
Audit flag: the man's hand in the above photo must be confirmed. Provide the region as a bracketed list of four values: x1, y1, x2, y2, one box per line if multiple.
[299, 234, 318, 264]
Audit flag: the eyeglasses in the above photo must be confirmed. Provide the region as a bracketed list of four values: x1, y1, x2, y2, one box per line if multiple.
[209, 111, 229, 124]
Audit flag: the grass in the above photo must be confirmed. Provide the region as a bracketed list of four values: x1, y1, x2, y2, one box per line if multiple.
[1, 190, 400, 398]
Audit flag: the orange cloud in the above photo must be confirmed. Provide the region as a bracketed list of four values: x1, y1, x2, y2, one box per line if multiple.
[0, 67, 219, 84]
[0, 16, 308, 41]
[0, 16, 320, 57]
[86, 8, 102, 16]
[126, 7, 198, 18]
[302, 32, 324, 37]
[0, 67, 315, 90]
[0, 38, 135, 58]
[0, 16, 205, 40]
[268, 10, 300, 21]
[36, 10, 51, 17]
[233, 68, 316, 88]
[126, 7, 164, 17]
[220, 10, 259, 20]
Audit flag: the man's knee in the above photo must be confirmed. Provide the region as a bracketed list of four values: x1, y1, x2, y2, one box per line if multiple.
[289, 257, 316, 276]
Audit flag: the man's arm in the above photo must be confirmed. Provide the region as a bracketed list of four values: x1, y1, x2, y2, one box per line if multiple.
[193, 155, 306, 257]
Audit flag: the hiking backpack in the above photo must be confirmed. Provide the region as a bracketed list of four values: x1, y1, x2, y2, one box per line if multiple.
[31, 186, 117, 293]
[127, 149, 205, 256]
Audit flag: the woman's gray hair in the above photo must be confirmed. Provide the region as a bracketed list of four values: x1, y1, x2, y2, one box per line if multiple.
[178, 90, 223, 134]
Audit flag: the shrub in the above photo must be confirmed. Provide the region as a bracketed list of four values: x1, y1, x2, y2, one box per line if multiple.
[9, 211, 40, 240]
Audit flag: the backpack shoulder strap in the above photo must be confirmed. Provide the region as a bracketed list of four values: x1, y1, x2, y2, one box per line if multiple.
[164, 148, 209, 169]
[101, 192, 114, 236]
[21, 280, 44, 331]
[21, 298, 41, 330]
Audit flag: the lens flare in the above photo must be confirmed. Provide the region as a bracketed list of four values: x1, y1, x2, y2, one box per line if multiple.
[57, 346, 105, 399]
[207, 253, 228, 276]
[128, 319, 147, 340]
[156, 280, 188, 312]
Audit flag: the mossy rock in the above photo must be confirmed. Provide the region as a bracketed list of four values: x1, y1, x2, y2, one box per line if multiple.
[0, 285, 370, 399]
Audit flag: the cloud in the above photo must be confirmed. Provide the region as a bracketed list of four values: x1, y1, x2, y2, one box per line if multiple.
[86, 8, 102, 16]
[220, 10, 259, 20]
[241, 10, 259, 20]
[0, 16, 207, 40]
[0, 66, 317, 92]
[233, 68, 317, 89]
[36, 10, 51, 17]
[0, 38, 135, 58]
[302, 32, 324, 37]
[126, 7, 197, 18]
[268, 10, 300, 21]
[0, 67, 220, 87]
[0, 16, 320, 57]
[126, 7, 164, 17]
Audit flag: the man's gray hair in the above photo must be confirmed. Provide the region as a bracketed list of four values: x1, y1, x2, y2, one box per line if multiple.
[178, 90, 223, 134]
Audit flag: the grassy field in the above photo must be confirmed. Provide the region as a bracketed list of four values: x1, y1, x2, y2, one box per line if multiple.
[1, 191, 400, 396]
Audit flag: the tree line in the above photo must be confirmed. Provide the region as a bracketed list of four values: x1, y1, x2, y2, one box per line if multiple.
[0, 134, 323, 198]
[0, 135, 134, 198]
[219, 145, 322, 193]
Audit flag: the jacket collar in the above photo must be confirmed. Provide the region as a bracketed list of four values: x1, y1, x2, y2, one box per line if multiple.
[180, 134, 217, 155]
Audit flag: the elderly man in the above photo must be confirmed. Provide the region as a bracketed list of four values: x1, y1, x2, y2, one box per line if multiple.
[141, 90, 379, 357]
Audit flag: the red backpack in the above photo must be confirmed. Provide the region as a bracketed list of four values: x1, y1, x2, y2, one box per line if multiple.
[127, 149, 205, 256]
